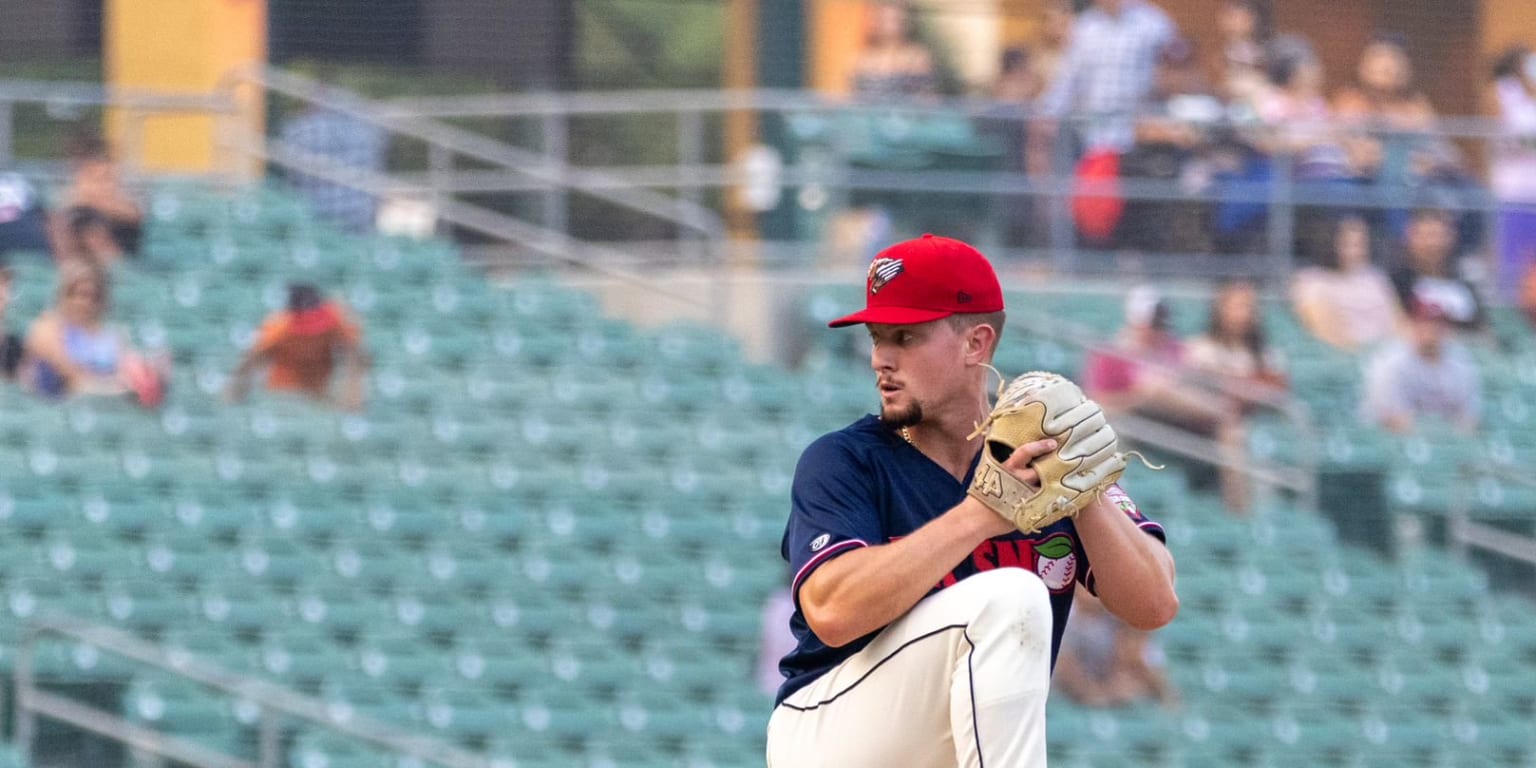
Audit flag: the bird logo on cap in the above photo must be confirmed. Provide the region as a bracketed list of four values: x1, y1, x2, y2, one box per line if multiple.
[868, 258, 904, 294]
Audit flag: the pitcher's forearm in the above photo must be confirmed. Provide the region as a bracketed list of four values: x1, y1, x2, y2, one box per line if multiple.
[799, 499, 1008, 647]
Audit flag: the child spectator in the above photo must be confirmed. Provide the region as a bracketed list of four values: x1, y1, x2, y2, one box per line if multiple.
[1291, 215, 1405, 352]
[1388, 208, 1486, 334]
[22, 260, 164, 405]
[225, 283, 370, 411]
[1362, 295, 1481, 434]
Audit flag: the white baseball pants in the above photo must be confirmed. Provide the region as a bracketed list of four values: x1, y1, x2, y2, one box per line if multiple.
[766, 567, 1053, 768]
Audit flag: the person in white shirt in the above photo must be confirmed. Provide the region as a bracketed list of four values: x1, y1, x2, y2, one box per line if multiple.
[1361, 295, 1481, 434]
[1035, 0, 1176, 153]
[1291, 214, 1405, 353]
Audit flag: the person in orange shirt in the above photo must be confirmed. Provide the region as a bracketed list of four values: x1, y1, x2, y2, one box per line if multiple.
[225, 283, 369, 410]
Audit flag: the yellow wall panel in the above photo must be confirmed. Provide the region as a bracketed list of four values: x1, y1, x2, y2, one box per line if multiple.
[106, 0, 266, 175]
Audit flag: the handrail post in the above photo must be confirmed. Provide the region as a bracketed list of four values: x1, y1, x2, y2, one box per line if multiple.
[124, 111, 147, 182]
[1046, 114, 1075, 275]
[0, 99, 13, 169]
[541, 109, 569, 244]
[678, 109, 706, 264]
[13, 626, 37, 757]
[428, 142, 452, 237]
[257, 706, 281, 768]
[1267, 148, 1295, 283]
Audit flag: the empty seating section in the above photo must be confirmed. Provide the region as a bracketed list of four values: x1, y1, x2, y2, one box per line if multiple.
[0, 181, 1531, 767]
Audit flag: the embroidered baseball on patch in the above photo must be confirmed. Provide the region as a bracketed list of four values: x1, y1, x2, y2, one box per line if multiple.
[809, 533, 831, 552]
[867, 258, 904, 294]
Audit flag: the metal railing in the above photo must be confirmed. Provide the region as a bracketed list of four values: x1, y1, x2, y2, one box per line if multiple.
[1448, 466, 1536, 567]
[224, 67, 726, 252]
[215, 67, 728, 317]
[15, 615, 495, 768]
[370, 88, 1514, 282]
[0, 79, 237, 180]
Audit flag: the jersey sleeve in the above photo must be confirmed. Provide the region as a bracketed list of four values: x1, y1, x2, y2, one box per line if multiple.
[782, 434, 884, 605]
[1077, 483, 1166, 595]
[251, 314, 289, 355]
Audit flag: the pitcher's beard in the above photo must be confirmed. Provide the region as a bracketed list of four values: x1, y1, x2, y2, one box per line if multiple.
[882, 401, 924, 429]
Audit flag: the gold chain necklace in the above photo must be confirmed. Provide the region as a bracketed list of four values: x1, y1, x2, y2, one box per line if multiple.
[900, 426, 916, 447]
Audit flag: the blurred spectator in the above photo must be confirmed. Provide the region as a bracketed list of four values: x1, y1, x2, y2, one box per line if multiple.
[1215, 0, 1273, 114]
[1053, 589, 1178, 709]
[1291, 215, 1405, 352]
[1084, 286, 1249, 512]
[849, 1, 936, 99]
[994, 46, 1040, 104]
[1022, 0, 1075, 182]
[1255, 36, 1354, 182]
[0, 172, 52, 257]
[1121, 36, 1223, 253]
[0, 266, 23, 380]
[53, 131, 143, 265]
[63, 207, 130, 269]
[1186, 278, 1287, 397]
[279, 100, 388, 234]
[755, 583, 795, 697]
[1332, 33, 1437, 156]
[1388, 208, 1486, 334]
[1362, 296, 1481, 434]
[1035, 0, 1176, 154]
[1490, 45, 1536, 302]
[22, 261, 165, 406]
[988, 46, 1041, 246]
[1027, 0, 1074, 101]
[1333, 33, 1467, 238]
[225, 283, 370, 411]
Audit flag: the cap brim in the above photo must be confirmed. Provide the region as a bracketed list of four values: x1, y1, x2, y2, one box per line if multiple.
[828, 306, 955, 328]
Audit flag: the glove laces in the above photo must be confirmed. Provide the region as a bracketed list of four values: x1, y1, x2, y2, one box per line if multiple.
[964, 366, 1166, 473]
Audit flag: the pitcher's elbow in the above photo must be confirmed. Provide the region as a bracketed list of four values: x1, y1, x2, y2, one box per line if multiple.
[1136, 592, 1180, 631]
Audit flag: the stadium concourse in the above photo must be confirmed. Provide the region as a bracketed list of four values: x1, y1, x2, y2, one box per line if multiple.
[0, 180, 1532, 768]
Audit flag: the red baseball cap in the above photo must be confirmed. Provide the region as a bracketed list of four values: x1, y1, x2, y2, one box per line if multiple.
[828, 234, 1005, 328]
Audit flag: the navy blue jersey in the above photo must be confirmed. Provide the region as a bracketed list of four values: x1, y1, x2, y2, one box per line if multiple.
[776, 414, 1166, 705]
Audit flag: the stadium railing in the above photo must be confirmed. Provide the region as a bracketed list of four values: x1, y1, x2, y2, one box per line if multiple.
[1448, 466, 1536, 569]
[14, 614, 497, 768]
[0, 79, 235, 181]
[365, 87, 1509, 281]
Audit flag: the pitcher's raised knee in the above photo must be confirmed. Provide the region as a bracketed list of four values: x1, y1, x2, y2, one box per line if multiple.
[948, 568, 1052, 633]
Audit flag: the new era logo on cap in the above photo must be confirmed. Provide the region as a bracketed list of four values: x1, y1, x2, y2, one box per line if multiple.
[829, 234, 1004, 328]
